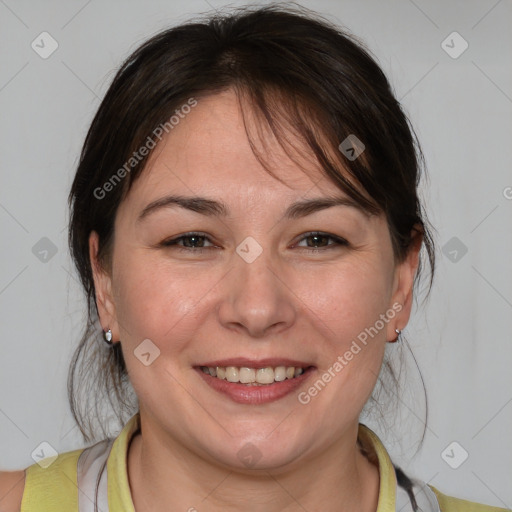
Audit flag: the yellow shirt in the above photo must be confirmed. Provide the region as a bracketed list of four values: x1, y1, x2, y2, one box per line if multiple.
[20, 412, 507, 511]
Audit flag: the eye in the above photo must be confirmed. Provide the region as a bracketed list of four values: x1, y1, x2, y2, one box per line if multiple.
[295, 231, 348, 251]
[160, 232, 215, 252]
[160, 231, 349, 254]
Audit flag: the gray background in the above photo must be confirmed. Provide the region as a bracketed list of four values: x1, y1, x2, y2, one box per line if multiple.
[1, 0, 511, 507]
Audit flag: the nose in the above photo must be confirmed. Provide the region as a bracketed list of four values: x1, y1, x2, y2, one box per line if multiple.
[217, 246, 297, 338]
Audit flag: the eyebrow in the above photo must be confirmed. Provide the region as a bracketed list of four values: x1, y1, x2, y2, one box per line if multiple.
[137, 194, 372, 222]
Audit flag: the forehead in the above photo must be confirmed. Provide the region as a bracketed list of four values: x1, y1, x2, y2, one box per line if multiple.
[122, 89, 356, 212]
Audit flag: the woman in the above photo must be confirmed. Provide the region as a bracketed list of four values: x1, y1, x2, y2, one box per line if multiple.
[0, 5, 506, 511]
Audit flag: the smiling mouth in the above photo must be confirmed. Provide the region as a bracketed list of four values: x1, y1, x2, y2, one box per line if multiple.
[199, 365, 310, 385]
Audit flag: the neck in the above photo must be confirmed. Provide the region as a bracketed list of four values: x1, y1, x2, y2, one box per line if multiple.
[127, 420, 380, 512]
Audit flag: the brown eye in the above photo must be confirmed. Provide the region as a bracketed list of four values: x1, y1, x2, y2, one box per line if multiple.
[161, 232, 215, 251]
[295, 232, 348, 250]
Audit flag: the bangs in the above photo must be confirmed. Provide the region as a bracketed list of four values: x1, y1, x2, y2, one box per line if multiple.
[234, 82, 382, 217]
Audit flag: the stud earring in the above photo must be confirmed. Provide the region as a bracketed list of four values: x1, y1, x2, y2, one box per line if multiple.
[103, 328, 113, 345]
[390, 328, 401, 343]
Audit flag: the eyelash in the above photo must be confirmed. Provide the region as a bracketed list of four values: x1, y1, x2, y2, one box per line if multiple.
[160, 231, 349, 253]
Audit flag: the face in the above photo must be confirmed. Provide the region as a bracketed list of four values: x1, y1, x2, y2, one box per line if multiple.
[90, 89, 420, 472]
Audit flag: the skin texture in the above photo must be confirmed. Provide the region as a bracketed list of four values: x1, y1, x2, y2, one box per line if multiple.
[89, 89, 422, 511]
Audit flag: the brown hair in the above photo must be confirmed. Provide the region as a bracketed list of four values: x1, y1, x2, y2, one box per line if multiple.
[67, 3, 436, 445]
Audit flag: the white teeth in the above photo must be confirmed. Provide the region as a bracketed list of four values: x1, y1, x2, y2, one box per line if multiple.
[225, 366, 239, 383]
[239, 367, 256, 383]
[274, 366, 286, 382]
[200, 365, 307, 384]
[256, 367, 275, 384]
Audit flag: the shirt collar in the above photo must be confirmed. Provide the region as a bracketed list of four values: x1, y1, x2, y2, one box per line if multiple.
[358, 423, 398, 511]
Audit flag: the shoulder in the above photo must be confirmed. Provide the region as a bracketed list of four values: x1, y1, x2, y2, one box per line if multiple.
[430, 485, 509, 512]
[1, 447, 85, 512]
[0, 470, 26, 512]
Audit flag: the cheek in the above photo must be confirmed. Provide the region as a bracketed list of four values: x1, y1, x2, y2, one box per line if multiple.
[298, 259, 391, 411]
[111, 253, 210, 347]
[298, 268, 389, 422]
[302, 260, 393, 344]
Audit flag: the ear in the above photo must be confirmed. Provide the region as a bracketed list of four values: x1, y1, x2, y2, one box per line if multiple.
[386, 226, 423, 342]
[89, 231, 119, 342]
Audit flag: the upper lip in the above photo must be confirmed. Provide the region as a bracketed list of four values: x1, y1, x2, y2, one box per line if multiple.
[196, 358, 314, 368]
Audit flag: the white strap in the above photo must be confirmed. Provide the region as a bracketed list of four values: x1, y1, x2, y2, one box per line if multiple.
[396, 479, 441, 511]
[76, 438, 114, 512]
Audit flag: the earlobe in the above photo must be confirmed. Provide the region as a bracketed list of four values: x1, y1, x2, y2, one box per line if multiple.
[89, 231, 119, 341]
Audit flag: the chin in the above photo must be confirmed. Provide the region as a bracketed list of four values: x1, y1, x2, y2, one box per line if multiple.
[204, 430, 309, 472]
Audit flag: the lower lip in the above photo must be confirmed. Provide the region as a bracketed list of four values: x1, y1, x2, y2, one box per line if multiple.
[195, 367, 315, 404]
